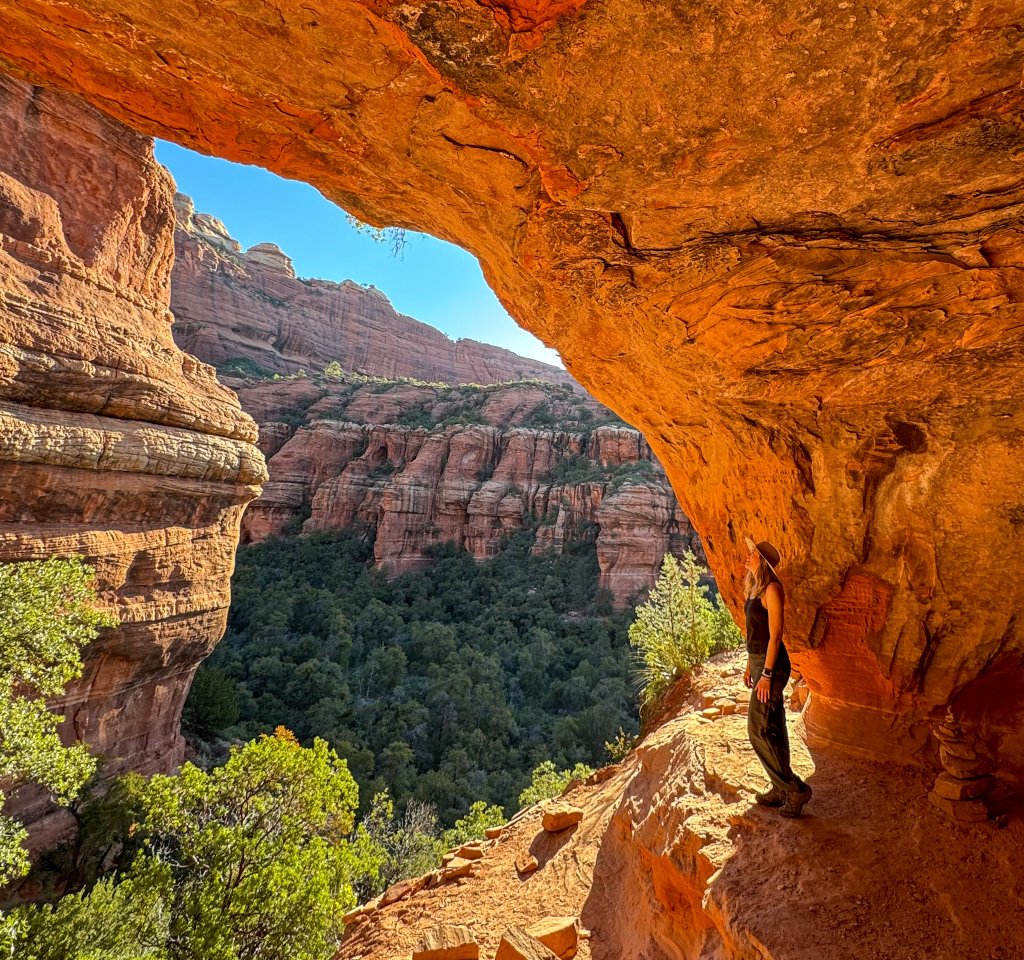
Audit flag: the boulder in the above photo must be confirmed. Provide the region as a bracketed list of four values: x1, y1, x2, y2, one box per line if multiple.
[524, 917, 580, 959]
[495, 927, 559, 960]
[515, 854, 540, 875]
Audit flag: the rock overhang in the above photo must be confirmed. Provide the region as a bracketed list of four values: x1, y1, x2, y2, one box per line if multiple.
[0, 0, 1022, 784]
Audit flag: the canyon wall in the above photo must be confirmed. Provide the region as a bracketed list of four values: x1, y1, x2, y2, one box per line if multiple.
[169, 202, 695, 606]
[0, 76, 265, 850]
[171, 193, 575, 386]
[232, 376, 697, 606]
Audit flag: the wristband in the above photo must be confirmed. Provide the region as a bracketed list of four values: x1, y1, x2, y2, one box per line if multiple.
[761, 668, 773, 679]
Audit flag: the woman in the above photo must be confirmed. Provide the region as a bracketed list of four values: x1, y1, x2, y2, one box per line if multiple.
[743, 537, 812, 817]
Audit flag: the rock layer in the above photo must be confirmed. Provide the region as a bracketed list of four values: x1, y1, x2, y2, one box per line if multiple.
[234, 377, 697, 607]
[0, 0, 1023, 793]
[171, 193, 574, 386]
[0, 75, 265, 850]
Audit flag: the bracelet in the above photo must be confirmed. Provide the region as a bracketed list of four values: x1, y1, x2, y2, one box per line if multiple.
[761, 668, 774, 679]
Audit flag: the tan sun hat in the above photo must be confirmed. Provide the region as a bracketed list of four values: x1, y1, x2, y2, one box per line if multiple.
[744, 537, 781, 576]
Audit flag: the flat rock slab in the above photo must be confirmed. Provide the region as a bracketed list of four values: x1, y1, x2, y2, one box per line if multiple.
[542, 803, 584, 832]
[928, 792, 990, 822]
[413, 925, 479, 960]
[440, 857, 476, 881]
[525, 916, 579, 959]
[933, 772, 996, 801]
[455, 844, 485, 860]
[485, 825, 505, 839]
[495, 927, 560, 960]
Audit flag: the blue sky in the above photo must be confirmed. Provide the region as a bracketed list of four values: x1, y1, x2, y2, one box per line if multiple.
[156, 142, 563, 368]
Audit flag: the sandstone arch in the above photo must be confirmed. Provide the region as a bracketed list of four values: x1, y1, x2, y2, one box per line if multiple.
[1, 0, 1023, 800]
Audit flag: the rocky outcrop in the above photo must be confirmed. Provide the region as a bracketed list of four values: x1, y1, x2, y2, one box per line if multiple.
[234, 377, 697, 607]
[0, 76, 265, 851]
[171, 194, 574, 386]
[335, 652, 1024, 960]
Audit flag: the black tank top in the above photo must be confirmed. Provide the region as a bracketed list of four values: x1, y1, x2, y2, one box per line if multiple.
[745, 595, 773, 655]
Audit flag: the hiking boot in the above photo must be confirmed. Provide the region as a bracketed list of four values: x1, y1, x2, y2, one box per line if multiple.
[755, 786, 785, 807]
[780, 784, 813, 818]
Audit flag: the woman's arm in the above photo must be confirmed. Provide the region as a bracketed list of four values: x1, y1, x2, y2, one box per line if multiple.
[755, 582, 784, 703]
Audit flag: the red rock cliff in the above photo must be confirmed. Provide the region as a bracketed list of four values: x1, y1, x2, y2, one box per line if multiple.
[233, 376, 698, 607]
[171, 193, 575, 386]
[0, 76, 265, 850]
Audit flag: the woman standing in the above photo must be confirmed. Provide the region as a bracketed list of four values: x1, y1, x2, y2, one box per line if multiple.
[743, 537, 812, 817]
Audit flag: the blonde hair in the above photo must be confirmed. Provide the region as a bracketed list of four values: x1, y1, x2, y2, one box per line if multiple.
[744, 554, 779, 600]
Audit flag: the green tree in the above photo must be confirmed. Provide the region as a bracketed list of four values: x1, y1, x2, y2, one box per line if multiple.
[517, 760, 595, 808]
[0, 557, 115, 884]
[628, 551, 742, 711]
[440, 800, 505, 850]
[357, 792, 443, 895]
[3, 728, 364, 960]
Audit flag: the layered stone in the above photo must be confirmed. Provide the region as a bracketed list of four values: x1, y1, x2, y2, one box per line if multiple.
[235, 378, 699, 607]
[171, 193, 574, 386]
[0, 75, 265, 850]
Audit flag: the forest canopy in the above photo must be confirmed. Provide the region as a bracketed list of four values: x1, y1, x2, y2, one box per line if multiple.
[186, 530, 639, 823]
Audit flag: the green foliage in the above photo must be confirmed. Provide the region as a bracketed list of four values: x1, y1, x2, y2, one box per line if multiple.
[322, 360, 345, 378]
[541, 456, 608, 486]
[0, 557, 116, 884]
[181, 664, 239, 732]
[628, 551, 742, 711]
[187, 530, 637, 823]
[606, 459, 659, 494]
[355, 792, 442, 897]
[520, 401, 557, 429]
[440, 800, 505, 850]
[517, 760, 595, 807]
[603, 727, 637, 762]
[215, 357, 278, 380]
[396, 403, 435, 429]
[344, 213, 408, 258]
[3, 729, 365, 960]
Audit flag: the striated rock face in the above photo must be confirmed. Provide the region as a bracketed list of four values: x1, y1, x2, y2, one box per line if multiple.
[171, 194, 574, 386]
[0, 75, 265, 850]
[234, 377, 698, 607]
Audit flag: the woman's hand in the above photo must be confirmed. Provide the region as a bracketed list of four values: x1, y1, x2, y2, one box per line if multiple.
[755, 675, 771, 703]
[744, 662, 752, 688]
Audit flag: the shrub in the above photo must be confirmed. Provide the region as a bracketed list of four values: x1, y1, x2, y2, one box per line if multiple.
[517, 760, 595, 808]
[628, 551, 742, 712]
[3, 729, 365, 960]
[0, 557, 116, 884]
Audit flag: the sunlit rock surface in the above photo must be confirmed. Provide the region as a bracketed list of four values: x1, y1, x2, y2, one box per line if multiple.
[231, 378, 698, 607]
[0, 75, 265, 849]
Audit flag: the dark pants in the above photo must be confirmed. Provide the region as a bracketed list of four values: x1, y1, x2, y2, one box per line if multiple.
[747, 651, 806, 795]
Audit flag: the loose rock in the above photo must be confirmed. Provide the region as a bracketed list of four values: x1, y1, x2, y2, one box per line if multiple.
[542, 802, 583, 832]
[495, 927, 560, 960]
[525, 916, 580, 959]
[413, 925, 479, 960]
[515, 854, 539, 875]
